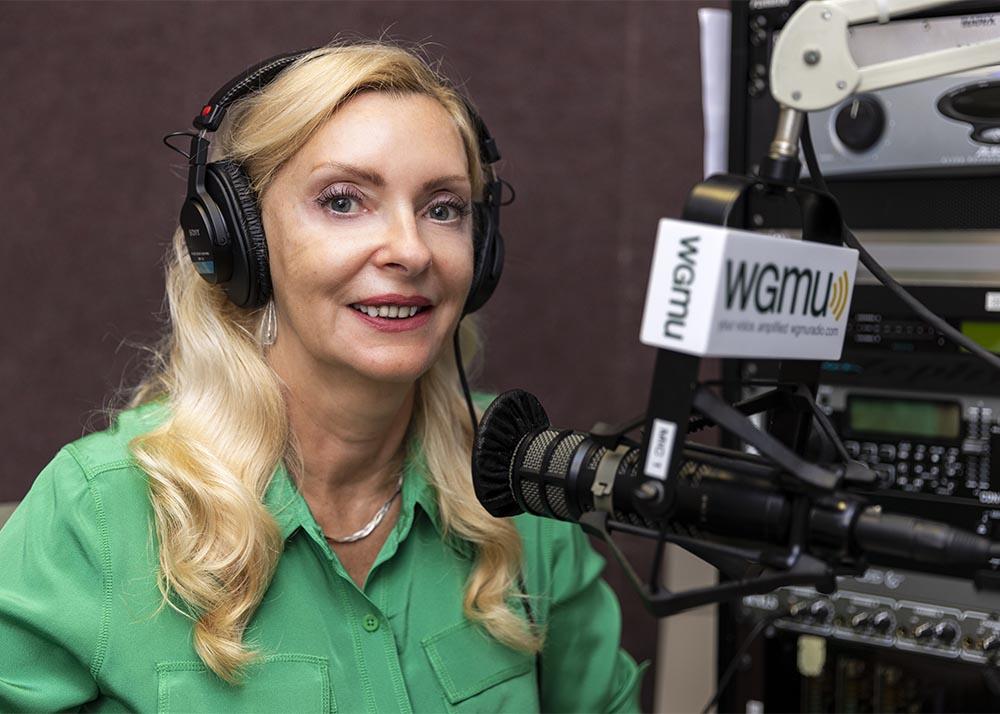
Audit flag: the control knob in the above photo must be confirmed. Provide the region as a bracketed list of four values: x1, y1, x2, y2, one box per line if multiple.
[790, 600, 833, 624]
[914, 622, 936, 641]
[809, 600, 834, 624]
[850, 611, 872, 629]
[871, 611, 894, 635]
[834, 95, 886, 152]
[852, 609, 894, 635]
[935, 621, 959, 646]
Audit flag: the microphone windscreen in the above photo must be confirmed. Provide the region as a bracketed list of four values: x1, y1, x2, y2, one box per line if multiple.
[472, 390, 550, 517]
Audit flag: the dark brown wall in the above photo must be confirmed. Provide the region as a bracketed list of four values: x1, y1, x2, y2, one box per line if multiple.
[2, 1, 724, 708]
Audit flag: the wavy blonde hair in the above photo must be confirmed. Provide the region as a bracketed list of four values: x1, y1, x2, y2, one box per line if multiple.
[127, 41, 539, 683]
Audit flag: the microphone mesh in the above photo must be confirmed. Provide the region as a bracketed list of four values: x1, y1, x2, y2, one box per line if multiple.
[522, 480, 544, 513]
[523, 430, 559, 473]
[550, 433, 586, 476]
[546, 486, 570, 519]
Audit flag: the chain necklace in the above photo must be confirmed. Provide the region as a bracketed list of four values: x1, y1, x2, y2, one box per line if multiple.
[323, 475, 404, 544]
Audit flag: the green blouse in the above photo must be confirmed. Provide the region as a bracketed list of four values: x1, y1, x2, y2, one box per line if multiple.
[0, 400, 646, 712]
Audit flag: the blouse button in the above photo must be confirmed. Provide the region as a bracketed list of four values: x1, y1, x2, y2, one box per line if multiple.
[362, 614, 380, 632]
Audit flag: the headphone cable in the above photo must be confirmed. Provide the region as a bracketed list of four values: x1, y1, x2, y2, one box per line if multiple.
[453, 323, 479, 439]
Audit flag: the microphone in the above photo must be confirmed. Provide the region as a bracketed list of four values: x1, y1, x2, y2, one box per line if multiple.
[472, 390, 1000, 573]
[472, 388, 792, 542]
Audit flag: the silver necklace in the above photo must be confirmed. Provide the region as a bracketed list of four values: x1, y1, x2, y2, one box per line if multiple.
[323, 475, 403, 544]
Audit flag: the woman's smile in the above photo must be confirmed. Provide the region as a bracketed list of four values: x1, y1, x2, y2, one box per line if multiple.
[347, 294, 435, 333]
[348, 304, 434, 332]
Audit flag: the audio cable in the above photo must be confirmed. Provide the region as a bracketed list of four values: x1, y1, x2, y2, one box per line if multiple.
[799, 117, 1000, 373]
[701, 609, 787, 714]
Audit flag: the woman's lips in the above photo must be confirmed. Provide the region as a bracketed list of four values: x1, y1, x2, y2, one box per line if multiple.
[348, 305, 433, 333]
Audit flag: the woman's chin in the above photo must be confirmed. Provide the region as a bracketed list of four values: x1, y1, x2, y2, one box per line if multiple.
[345, 356, 436, 385]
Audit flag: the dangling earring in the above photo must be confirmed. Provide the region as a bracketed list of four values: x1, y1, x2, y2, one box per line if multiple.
[259, 299, 278, 347]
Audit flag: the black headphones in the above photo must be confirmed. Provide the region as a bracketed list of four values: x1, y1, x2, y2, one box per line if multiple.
[173, 47, 505, 315]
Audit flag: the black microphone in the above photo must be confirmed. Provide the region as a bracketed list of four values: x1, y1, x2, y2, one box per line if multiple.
[472, 389, 792, 543]
[472, 390, 1000, 572]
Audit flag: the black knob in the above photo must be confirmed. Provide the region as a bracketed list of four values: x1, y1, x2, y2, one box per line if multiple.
[914, 622, 935, 640]
[935, 621, 959, 645]
[872, 611, 894, 634]
[810, 600, 834, 624]
[835, 95, 886, 152]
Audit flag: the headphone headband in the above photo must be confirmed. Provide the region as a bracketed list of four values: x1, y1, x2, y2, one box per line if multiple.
[193, 49, 314, 132]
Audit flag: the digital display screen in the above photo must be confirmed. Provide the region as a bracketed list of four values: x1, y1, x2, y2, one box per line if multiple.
[848, 396, 961, 440]
[961, 321, 1000, 354]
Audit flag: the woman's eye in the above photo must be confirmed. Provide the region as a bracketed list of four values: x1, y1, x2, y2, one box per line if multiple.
[327, 196, 359, 214]
[427, 201, 468, 222]
[317, 186, 364, 215]
[429, 204, 455, 221]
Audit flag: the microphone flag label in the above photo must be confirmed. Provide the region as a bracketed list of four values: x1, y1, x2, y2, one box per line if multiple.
[644, 418, 678, 479]
[639, 219, 859, 359]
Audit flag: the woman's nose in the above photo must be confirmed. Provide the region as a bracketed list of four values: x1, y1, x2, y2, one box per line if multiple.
[378, 209, 433, 275]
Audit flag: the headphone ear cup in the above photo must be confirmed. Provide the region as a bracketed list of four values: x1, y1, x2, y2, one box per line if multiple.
[205, 160, 272, 308]
[464, 201, 505, 315]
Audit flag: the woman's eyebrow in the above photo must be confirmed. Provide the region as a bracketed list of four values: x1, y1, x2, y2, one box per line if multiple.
[311, 161, 385, 186]
[420, 175, 470, 193]
[311, 161, 469, 194]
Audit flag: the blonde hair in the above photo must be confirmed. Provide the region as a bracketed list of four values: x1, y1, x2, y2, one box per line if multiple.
[127, 41, 539, 683]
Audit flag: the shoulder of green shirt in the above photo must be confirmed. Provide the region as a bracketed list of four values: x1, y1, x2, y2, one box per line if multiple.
[0, 402, 170, 693]
[9, 401, 168, 548]
[61, 399, 169, 480]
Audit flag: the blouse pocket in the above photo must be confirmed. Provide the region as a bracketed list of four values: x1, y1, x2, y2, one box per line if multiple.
[422, 621, 537, 712]
[156, 653, 333, 713]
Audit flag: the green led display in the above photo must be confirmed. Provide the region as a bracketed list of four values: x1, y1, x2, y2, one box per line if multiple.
[848, 396, 961, 440]
[961, 321, 1000, 354]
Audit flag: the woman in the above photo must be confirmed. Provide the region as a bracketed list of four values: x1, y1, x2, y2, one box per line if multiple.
[0, 42, 644, 711]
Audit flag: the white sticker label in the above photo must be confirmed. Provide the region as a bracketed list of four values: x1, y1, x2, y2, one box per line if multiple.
[986, 292, 1000, 312]
[639, 219, 859, 359]
[644, 419, 677, 479]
